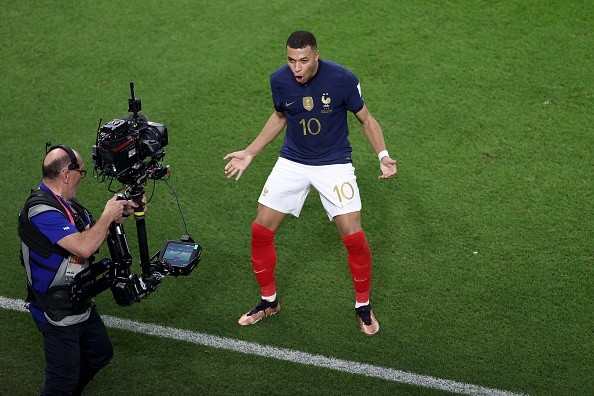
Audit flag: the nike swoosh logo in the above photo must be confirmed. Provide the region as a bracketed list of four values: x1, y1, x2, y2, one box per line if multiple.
[285, 101, 296, 107]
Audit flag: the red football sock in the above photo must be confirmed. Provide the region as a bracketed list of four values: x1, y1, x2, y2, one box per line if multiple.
[251, 222, 277, 298]
[342, 230, 372, 304]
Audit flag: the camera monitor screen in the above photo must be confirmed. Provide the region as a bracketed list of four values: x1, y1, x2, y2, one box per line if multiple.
[159, 240, 201, 275]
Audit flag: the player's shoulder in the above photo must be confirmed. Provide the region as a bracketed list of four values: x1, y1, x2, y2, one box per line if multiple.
[270, 65, 292, 85]
[320, 60, 356, 77]
[319, 60, 359, 87]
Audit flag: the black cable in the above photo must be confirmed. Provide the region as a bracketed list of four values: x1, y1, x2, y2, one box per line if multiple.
[164, 178, 190, 237]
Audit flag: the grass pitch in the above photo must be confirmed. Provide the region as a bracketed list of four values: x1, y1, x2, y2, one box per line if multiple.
[0, 1, 592, 395]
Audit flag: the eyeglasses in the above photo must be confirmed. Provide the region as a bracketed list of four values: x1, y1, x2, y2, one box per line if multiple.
[71, 169, 87, 178]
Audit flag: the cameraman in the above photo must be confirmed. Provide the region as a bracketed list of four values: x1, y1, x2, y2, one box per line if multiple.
[18, 145, 136, 396]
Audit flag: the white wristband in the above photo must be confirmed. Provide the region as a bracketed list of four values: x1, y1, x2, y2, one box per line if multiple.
[377, 150, 389, 161]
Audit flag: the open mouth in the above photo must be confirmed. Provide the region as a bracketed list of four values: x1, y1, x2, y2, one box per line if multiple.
[294, 75, 304, 84]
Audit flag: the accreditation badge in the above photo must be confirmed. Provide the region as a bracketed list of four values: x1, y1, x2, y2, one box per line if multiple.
[65, 255, 88, 280]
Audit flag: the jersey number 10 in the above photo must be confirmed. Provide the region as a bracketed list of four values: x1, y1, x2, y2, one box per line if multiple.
[299, 118, 321, 135]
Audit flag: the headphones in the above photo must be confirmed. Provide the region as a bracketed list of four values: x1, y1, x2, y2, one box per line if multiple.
[46, 142, 80, 171]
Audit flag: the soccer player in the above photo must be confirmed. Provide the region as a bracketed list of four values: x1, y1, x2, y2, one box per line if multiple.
[224, 30, 396, 335]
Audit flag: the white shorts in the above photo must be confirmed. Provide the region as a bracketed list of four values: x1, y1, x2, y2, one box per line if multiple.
[258, 157, 362, 220]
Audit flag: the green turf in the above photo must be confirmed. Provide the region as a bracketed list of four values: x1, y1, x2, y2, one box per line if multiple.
[1, 1, 592, 395]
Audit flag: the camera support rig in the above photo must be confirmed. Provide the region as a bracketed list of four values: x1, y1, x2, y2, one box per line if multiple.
[71, 83, 201, 306]
[72, 180, 201, 306]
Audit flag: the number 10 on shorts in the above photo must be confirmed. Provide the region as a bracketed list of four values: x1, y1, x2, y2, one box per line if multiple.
[333, 182, 355, 203]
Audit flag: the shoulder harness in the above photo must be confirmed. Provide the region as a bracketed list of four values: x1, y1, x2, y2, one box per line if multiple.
[18, 189, 89, 258]
[18, 189, 93, 321]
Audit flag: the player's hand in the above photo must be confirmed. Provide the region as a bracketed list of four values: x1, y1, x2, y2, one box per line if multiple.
[379, 156, 397, 179]
[223, 150, 253, 181]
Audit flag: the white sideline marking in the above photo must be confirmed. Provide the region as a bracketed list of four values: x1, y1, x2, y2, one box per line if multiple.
[1, 296, 525, 396]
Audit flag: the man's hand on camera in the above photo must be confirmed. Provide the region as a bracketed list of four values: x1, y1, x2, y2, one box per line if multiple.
[104, 195, 137, 223]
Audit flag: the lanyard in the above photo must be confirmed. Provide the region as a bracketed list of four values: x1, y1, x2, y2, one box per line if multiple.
[39, 183, 77, 226]
[49, 190, 76, 226]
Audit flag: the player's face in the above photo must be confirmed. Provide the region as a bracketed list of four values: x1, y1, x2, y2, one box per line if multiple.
[286, 45, 319, 85]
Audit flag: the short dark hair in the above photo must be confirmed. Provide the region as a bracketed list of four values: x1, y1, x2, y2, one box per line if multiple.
[42, 155, 70, 179]
[286, 31, 317, 51]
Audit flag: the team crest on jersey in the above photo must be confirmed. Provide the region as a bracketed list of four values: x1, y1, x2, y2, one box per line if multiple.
[321, 93, 332, 114]
[303, 96, 314, 111]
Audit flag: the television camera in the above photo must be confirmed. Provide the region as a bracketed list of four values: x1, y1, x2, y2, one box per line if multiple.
[72, 82, 201, 307]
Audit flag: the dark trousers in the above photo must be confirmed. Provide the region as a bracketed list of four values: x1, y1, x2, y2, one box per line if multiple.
[35, 307, 113, 396]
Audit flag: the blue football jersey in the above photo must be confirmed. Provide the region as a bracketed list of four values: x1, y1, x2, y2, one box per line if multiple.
[271, 60, 365, 165]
